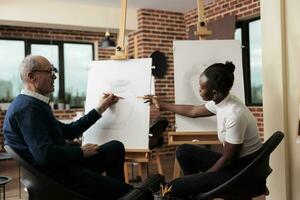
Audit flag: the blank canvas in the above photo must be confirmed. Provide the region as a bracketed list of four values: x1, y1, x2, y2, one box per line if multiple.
[83, 59, 152, 149]
[173, 40, 244, 131]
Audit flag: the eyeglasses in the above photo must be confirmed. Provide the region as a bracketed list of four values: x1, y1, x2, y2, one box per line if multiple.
[32, 65, 58, 76]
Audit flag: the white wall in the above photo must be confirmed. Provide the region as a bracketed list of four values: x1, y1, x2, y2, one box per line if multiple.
[261, 0, 300, 199]
[0, 0, 137, 32]
[285, 0, 300, 199]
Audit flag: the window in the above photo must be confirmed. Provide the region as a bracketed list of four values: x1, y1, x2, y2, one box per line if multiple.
[0, 39, 94, 108]
[249, 20, 262, 104]
[64, 43, 93, 108]
[235, 18, 262, 105]
[234, 28, 242, 42]
[0, 40, 24, 102]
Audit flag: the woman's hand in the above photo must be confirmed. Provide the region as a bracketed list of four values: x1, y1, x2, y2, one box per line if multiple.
[143, 95, 161, 109]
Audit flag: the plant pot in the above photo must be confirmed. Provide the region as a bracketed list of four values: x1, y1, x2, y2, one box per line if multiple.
[65, 104, 70, 110]
[50, 102, 54, 110]
[57, 103, 64, 110]
[153, 194, 182, 200]
[0, 103, 11, 111]
[153, 195, 170, 200]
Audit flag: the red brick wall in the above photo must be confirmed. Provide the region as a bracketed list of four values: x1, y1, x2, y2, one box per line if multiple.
[184, 0, 260, 28]
[249, 106, 264, 138]
[128, 9, 187, 154]
[53, 108, 84, 120]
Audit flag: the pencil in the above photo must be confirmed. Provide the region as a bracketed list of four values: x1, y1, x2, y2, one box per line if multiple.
[103, 93, 125, 99]
[166, 185, 172, 193]
[136, 95, 157, 99]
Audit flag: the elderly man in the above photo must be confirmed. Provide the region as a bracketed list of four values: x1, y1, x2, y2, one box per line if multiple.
[3, 55, 132, 199]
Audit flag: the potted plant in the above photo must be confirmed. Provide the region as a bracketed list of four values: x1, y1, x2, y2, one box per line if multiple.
[0, 98, 11, 111]
[57, 99, 65, 110]
[65, 92, 72, 110]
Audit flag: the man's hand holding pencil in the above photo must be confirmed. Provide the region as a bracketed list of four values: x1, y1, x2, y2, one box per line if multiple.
[95, 93, 121, 115]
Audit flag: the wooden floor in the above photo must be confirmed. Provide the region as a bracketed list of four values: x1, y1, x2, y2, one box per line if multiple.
[0, 154, 264, 200]
[0, 159, 27, 200]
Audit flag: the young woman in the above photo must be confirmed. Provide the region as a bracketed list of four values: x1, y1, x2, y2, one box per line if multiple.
[145, 62, 263, 199]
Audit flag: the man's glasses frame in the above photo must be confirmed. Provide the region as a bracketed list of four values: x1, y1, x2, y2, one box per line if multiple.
[31, 65, 58, 76]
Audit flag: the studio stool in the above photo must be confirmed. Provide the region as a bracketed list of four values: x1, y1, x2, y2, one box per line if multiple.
[0, 175, 12, 200]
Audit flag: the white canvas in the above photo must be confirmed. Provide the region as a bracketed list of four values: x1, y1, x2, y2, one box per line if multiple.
[173, 40, 244, 131]
[83, 58, 152, 149]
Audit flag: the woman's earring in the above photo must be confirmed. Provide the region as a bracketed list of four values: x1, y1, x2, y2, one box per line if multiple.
[212, 91, 218, 101]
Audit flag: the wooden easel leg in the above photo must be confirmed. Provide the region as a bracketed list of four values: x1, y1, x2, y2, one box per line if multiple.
[3, 184, 6, 200]
[173, 158, 181, 179]
[124, 162, 129, 183]
[155, 153, 163, 175]
[19, 165, 21, 199]
[138, 163, 148, 181]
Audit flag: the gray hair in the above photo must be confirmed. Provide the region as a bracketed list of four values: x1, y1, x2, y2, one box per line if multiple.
[19, 55, 40, 82]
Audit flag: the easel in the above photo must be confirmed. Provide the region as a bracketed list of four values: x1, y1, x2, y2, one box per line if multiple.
[111, 0, 163, 183]
[124, 149, 163, 183]
[195, 0, 212, 40]
[124, 150, 150, 183]
[110, 0, 128, 60]
[168, 132, 220, 178]
[168, 0, 215, 179]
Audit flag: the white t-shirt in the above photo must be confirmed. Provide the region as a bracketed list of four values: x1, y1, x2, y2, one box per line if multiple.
[205, 94, 262, 158]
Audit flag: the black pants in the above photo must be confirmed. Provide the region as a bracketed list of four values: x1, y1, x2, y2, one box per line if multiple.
[48, 140, 133, 200]
[169, 144, 261, 199]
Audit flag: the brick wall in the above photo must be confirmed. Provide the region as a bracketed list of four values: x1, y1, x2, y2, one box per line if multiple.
[128, 9, 187, 154]
[0, 0, 263, 154]
[184, 0, 260, 28]
[53, 108, 84, 120]
[249, 106, 264, 138]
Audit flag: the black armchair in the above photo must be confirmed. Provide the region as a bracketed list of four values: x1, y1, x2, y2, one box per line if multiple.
[149, 117, 169, 150]
[5, 145, 88, 200]
[4, 145, 164, 200]
[193, 131, 284, 200]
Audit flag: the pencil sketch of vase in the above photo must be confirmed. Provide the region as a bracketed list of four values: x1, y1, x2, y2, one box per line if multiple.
[99, 78, 135, 130]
